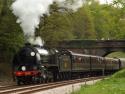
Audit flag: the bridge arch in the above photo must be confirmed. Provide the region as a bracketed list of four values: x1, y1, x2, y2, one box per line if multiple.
[104, 51, 125, 57]
[100, 48, 125, 57]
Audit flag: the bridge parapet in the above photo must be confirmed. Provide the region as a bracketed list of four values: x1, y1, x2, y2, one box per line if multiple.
[59, 40, 125, 48]
[58, 40, 125, 56]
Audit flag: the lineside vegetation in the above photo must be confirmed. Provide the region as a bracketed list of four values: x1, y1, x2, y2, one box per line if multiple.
[72, 69, 125, 94]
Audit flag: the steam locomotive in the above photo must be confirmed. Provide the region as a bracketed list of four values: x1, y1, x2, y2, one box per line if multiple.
[12, 43, 122, 85]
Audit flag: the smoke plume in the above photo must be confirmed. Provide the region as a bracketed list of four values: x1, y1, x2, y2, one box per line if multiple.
[11, 0, 84, 46]
[28, 36, 44, 47]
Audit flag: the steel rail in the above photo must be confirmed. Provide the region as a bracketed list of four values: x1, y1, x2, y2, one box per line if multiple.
[0, 76, 105, 94]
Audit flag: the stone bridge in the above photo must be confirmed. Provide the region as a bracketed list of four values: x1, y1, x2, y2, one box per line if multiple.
[58, 40, 125, 56]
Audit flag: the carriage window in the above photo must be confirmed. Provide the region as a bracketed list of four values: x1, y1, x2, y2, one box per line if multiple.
[91, 57, 96, 63]
[82, 57, 86, 63]
[82, 57, 89, 63]
[74, 56, 82, 63]
[97, 58, 100, 63]
[81, 58, 84, 63]
[78, 57, 82, 63]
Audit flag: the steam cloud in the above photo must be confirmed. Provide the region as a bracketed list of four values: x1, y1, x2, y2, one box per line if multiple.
[28, 36, 44, 47]
[11, 0, 84, 46]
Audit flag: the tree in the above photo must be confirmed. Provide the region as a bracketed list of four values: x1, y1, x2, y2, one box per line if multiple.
[88, 1, 123, 40]
[0, 0, 24, 63]
[71, 6, 96, 39]
[39, 2, 74, 46]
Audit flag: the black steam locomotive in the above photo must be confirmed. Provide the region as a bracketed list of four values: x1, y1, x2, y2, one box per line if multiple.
[13, 43, 121, 85]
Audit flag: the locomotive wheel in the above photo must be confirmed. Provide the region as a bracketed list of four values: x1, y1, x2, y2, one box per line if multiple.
[17, 80, 21, 85]
[37, 78, 42, 83]
[39, 77, 42, 83]
[58, 73, 62, 81]
[23, 81, 27, 85]
[45, 78, 49, 83]
[50, 78, 54, 82]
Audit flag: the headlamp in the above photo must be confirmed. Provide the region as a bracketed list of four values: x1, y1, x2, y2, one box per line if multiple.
[31, 52, 35, 56]
[22, 66, 26, 71]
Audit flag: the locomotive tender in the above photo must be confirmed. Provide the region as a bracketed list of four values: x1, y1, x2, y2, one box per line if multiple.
[13, 43, 121, 85]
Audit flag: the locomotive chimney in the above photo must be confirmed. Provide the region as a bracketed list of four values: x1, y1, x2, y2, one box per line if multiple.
[25, 42, 31, 46]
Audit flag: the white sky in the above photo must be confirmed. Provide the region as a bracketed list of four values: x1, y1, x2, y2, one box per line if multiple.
[99, 0, 113, 4]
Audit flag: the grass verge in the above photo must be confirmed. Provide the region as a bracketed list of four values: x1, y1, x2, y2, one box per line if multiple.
[72, 69, 125, 94]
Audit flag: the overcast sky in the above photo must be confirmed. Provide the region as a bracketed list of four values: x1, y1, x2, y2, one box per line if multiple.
[100, 0, 113, 4]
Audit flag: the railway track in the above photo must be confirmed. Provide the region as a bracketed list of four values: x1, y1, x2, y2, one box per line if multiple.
[0, 76, 105, 94]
